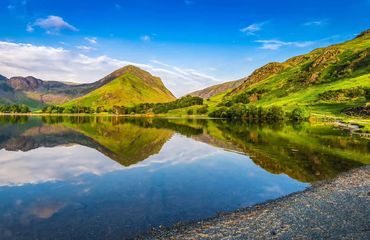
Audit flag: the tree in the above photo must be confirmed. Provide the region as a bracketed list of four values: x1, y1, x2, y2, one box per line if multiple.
[290, 107, 308, 122]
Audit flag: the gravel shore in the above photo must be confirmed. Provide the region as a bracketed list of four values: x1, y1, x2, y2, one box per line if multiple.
[144, 166, 370, 239]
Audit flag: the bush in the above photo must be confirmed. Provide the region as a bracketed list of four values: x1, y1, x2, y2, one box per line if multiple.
[196, 105, 208, 114]
[152, 96, 203, 114]
[42, 105, 95, 114]
[208, 104, 286, 122]
[209, 107, 228, 118]
[290, 107, 308, 121]
[187, 109, 194, 115]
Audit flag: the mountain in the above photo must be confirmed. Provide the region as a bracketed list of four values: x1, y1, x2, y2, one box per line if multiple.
[189, 79, 244, 99]
[62, 65, 176, 108]
[0, 75, 98, 106]
[0, 75, 43, 107]
[0, 65, 175, 108]
[212, 29, 370, 116]
[0, 75, 13, 104]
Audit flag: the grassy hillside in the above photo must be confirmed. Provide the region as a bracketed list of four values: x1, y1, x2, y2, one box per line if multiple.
[62, 66, 175, 108]
[209, 29, 370, 119]
[189, 79, 244, 99]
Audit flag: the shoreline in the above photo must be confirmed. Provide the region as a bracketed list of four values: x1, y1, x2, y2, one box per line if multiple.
[2, 113, 369, 135]
[0, 112, 217, 119]
[143, 165, 370, 239]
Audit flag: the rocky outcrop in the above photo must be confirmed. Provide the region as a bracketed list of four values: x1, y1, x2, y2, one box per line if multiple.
[343, 105, 370, 116]
[8, 76, 44, 91]
[229, 62, 285, 95]
[305, 47, 341, 83]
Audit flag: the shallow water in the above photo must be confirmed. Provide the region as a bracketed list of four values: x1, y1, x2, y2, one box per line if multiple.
[0, 116, 368, 239]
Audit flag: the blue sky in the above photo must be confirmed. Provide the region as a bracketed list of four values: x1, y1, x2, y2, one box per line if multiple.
[0, 0, 369, 96]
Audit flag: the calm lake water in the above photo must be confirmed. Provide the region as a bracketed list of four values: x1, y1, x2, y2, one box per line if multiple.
[0, 116, 368, 239]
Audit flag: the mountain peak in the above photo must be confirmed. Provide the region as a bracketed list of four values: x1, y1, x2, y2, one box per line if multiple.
[111, 65, 153, 78]
[95, 65, 172, 96]
[63, 65, 175, 108]
[8, 76, 44, 91]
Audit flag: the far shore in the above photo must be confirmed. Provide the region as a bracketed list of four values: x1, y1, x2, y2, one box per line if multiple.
[0, 112, 221, 119]
[1, 112, 369, 134]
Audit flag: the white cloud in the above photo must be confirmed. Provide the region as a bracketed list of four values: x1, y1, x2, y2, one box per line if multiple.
[0, 41, 222, 96]
[26, 24, 34, 32]
[7, 0, 27, 11]
[134, 134, 225, 168]
[85, 37, 97, 44]
[27, 15, 78, 34]
[241, 22, 264, 35]
[140, 35, 151, 42]
[255, 39, 315, 50]
[76, 45, 95, 51]
[304, 20, 327, 27]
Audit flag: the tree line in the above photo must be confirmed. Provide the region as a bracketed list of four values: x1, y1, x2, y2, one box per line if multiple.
[208, 104, 308, 122]
[111, 96, 203, 114]
[41, 96, 204, 115]
[0, 104, 30, 113]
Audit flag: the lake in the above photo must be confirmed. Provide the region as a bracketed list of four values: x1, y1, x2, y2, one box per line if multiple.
[0, 116, 368, 239]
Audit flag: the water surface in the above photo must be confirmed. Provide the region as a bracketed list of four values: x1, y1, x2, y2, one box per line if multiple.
[0, 116, 368, 239]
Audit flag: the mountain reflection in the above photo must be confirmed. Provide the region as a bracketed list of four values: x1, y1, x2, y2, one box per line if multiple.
[0, 116, 368, 183]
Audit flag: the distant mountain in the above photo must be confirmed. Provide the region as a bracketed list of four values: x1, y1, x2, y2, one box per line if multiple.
[0, 74, 7, 81]
[188, 79, 245, 99]
[63, 65, 176, 108]
[0, 75, 43, 107]
[209, 29, 370, 116]
[0, 65, 176, 108]
[0, 75, 13, 105]
[0, 75, 99, 106]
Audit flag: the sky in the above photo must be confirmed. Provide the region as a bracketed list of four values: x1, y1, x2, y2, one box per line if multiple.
[0, 0, 369, 96]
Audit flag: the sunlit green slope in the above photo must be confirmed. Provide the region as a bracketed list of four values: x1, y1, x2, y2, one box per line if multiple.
[63, 65, 175, 108]
[209, 29, 370, 117]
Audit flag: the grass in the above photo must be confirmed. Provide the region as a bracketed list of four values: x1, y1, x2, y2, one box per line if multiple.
[63, 72, 175, 108]
[254, 73, 370, 112]
[191, 32, 370, 130]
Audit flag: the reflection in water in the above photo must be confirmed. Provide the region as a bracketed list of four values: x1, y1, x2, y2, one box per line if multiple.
[0, 116, 368, 239]
[0, 146, 122, 186]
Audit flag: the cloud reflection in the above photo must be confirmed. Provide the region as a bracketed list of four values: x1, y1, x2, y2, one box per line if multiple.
[0, 145, 122, 187]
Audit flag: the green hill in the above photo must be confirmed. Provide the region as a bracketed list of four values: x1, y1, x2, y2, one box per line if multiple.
[62, 65, 175, 108]
[209, 29, 370, 118]
[189, 79, 244, 99]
